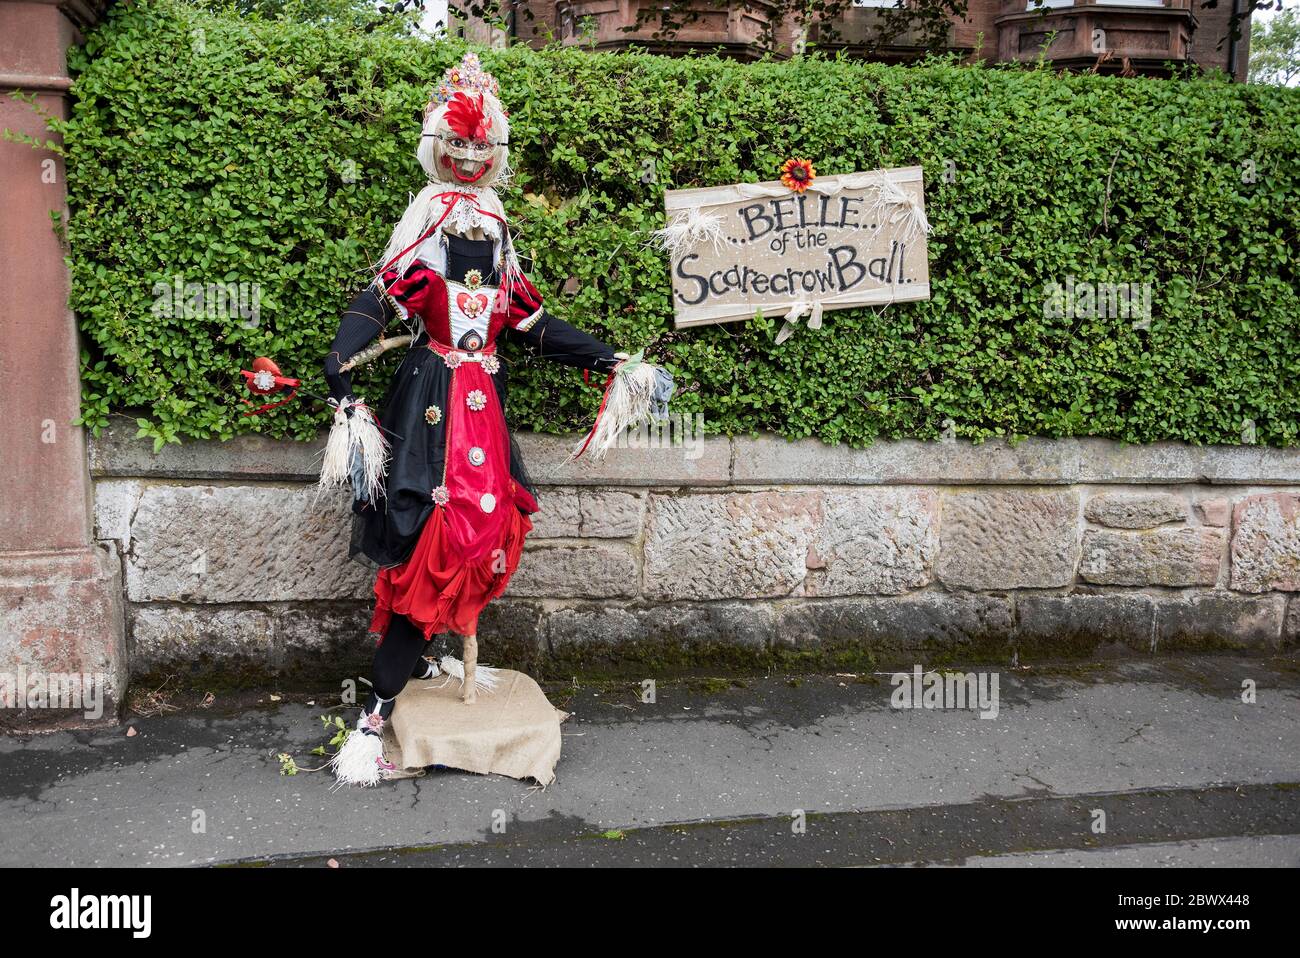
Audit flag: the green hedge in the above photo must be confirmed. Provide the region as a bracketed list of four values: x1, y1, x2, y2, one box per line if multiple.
[50, 0, 1300, 448]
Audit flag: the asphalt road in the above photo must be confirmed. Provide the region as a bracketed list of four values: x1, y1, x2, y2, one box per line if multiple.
[1, 657, 1296, 867]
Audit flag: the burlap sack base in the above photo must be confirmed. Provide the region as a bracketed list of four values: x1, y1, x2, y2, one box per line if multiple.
[380, 670, 568, 786]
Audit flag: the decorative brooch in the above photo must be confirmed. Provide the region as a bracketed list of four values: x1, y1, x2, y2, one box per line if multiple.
[431, 485, 451, 505]
[481, 354, 501, 375]
[464, 268, 484, 291]
[443, 351, 464, 370]
[238, 356, 300, 416]
[424, 405, 442, 426]
[780, 157, 817, 194]
[466, 389, 487, 411]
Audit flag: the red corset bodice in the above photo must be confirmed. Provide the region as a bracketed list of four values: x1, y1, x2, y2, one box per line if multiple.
[380, 260, 545, 350]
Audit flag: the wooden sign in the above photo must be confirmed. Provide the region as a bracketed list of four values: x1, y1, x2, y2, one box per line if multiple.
[660, 165, 931, 337]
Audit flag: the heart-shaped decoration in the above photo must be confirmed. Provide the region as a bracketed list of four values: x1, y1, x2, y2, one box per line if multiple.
[456, 291, 489, 318]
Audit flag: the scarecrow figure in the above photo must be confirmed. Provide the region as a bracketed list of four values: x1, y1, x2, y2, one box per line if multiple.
[323, 53, 673, 785]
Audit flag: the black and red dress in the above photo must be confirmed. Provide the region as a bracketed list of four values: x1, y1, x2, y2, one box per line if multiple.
[324, 233, 619, 639]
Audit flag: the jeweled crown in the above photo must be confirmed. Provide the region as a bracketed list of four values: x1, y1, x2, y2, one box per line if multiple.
[426, 52, 500, 118]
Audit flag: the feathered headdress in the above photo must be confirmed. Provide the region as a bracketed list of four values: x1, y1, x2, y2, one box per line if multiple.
[444, 92, 492, 142]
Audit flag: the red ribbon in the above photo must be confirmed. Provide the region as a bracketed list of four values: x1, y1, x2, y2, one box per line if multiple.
[570, 368, 617, 461]
[379, 191, 493, 276]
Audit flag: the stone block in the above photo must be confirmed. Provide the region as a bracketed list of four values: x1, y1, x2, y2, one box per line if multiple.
[507, 543, 639, 599]
[1230, 493, 1300, 593]
[1084, 492, 1187, 529]
[93, 479, 143, 549]
[0, 547, 125, 728]
[804, 489, 938, 596]
[125, 485, 372, 603]
[774, 593, 1016, 660]
[529, 488, 645, 538]
[937, 489, 1078, 589]
[1016, 593, 1155, 657]
[1080, 528, 1223, 587]
[1194, 497, 1231, 528]
[642, 491, 821, 600]
[1155, 593, 1285, 652]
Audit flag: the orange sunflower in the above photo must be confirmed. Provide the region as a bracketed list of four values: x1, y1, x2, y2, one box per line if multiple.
[780, 158, 816, 193]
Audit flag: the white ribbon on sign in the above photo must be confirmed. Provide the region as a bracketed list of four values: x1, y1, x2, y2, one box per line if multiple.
[652, 207, 727, 258]
[775, 300, 825, 345]
[724, 171, 931, 242]
[866, 177, 931, 243]
[729, 170, 891, 200]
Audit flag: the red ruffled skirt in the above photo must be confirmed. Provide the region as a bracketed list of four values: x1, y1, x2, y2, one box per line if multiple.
[369, 504, 532, 641]
[368, 341, 538, 642]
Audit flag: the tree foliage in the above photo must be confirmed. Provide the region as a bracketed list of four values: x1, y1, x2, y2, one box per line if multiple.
[1249, 6, 1300, 85]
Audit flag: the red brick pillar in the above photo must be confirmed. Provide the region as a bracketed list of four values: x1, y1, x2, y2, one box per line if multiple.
[0, 0, 122, 728]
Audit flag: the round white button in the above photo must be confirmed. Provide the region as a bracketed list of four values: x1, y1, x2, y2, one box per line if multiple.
[480, 493, 496, 514]
[468, 446, 485, 466]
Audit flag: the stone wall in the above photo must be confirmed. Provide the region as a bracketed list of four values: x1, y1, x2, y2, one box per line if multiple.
[89, 425, 1300, 684]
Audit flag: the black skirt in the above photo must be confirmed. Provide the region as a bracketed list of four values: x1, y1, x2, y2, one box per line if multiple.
[350, 336, 536, 569]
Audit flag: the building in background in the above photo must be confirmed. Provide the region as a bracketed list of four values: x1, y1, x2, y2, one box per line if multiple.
[453, 0, 1251, 80]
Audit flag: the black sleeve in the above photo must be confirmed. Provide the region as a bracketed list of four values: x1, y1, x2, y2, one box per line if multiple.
[324, 285, 395, 402]
[506, 310, 621, 377]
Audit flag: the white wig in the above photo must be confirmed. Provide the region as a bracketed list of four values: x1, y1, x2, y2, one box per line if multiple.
[375, 92, 514, 280]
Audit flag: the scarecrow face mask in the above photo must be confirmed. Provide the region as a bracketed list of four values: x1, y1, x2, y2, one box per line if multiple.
[421, 91, 508, 189]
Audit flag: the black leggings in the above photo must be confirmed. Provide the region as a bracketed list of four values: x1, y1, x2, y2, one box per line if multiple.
[370, 614, 433, 701]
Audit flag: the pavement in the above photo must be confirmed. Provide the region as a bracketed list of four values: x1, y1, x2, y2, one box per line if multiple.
[0, 657, 1297, 867]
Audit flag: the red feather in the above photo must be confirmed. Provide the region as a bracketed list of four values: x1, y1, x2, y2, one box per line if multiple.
[444, 91, 491, 142]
